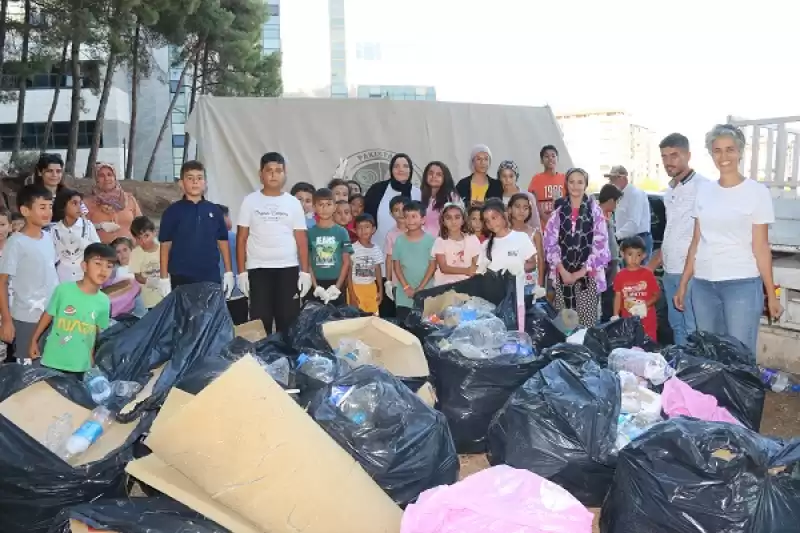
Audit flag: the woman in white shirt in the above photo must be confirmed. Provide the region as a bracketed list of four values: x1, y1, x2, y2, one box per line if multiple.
[675, 124, 782, 360]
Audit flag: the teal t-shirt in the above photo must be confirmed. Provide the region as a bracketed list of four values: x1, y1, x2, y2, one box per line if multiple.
[392, 232, 435, 309]
[42, 282, 111, 372]
[308, 224, 353, 281]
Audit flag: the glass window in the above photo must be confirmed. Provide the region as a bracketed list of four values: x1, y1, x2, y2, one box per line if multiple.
[170, 80, 179, 93]
[331, 41, 346, 52]
[267, 3, 280, 16]
[172, 134, 185, 148]
[330, 28, 345, 41]
[331, 49, 346, 60]
[171, 110, 186, 125]
[368, 86, 381, 96]
[262, 38, 280, 52]
[329, 0, 344, 18]
[263, 26, 279, 39]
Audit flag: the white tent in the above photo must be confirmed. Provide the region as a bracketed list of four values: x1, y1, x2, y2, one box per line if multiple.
[185, 96, 572, 219]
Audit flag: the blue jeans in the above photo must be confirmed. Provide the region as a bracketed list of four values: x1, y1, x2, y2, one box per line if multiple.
[691, 277, 763, 363]
[662, 273, 696, 346]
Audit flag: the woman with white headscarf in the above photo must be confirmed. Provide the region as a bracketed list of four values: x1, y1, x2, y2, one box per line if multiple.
[456, 144, 503, 207]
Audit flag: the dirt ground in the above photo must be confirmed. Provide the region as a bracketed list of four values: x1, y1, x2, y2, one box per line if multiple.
[65, 177, 182, 219]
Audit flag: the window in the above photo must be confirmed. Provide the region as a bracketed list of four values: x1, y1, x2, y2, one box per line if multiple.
[263, 26, 279, 40]
[368, 86, 381, 96]
[0, 60, 100, 90]
[171, 109, 186, 125]
[262, 38, 280, 52]
[172, 134, 185, 148]
[331, 41, 346, 53]
[0, 121, 99, 151]
[267, 3, 280, 16]
[331, 49, 346, 60]
[329, 0, 344, 18]
[170, 79, 180, 93]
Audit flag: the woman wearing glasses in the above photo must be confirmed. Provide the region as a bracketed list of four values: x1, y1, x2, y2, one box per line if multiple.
[84, 163, 143, 244]
[543, 168, 610, 327]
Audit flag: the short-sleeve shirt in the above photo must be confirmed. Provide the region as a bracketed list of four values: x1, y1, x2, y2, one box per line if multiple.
[528, 172, 565, 223]
[130, 244, 162, 308]
[614, 267, 659, 340]
[692, 178, 775, 281]
[308, 224, 353, 281]
[392, 233, 435, 308]
[471, 182, 489, 205]
[482, 230, 536, 272]
[158, 198, 227, 283]
[0, 232, 58, 323]
[238, 192, 306, 269]
[351, 242, 384, 285]
[42, 282, 110, 372]
[431, 235, 481, 286]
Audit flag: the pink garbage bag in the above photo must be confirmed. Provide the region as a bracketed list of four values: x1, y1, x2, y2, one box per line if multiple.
[662, 377, 743, 426]
[401, 465, 593, 533]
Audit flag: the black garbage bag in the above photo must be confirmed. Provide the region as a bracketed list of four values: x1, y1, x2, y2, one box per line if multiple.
[524, 303, 566, 352]
[487, 359, 620, 506]
[309, 365, 458, 506]
[94, 283, 234, 419]
[0, 365, 153, 533]
[48, 497, 228, 533]
[285, 301, 362, 352]
[583, 316, 656, 365]
[541, 342, 597, 366]
[601, 417, 800, 533]
[663, 332, 765, 431]
[425, 328, 547, 454]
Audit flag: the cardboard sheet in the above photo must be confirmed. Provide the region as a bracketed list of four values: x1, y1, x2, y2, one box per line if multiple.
[421, 290, 470, 318]
[69, 519, 116, 533]
[234, 320, 267, 343]
[143, 356, 402, 533]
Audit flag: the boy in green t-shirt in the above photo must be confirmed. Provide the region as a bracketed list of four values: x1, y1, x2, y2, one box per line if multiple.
[29, 243, 114, 376]
[392, 200, 436, 322]
[308, 188, 352, 306]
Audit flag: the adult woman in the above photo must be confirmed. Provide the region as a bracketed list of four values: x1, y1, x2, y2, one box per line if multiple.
[84, 163, 143, 244]
[498, 160, 541, 232]
[455, 144, 503, 206]
[421, 161, 460, 235]
[544, 168, 610, 327]
[675, 124, 782, 359]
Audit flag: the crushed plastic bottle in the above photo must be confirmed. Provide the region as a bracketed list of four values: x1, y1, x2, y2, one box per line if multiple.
[553, 309, 580, 335]
[110, 380, 142, 400]
[761, 368, 800, 393]
[44, 413, 73, 456]
[448, 316, 507, 360]
[297, 353, 337, 383]
[499, 331, 536, 362]
[608, 348, 674, 386]
[64, 406, 113, 460]
[615, 413, 650, 452]
[265, 357, 291, 386]
[329, 384, 378, 426]
[336, 338, 373, 368]
[84, 368, 112, 405]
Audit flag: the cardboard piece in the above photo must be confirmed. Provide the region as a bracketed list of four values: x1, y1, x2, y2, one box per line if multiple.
[234, 320, 267, 343]
[101, 280, 132, 297]
[132, 356, 402, 533]
[421, 290, 470, 318]
[68, 519, 116, 533]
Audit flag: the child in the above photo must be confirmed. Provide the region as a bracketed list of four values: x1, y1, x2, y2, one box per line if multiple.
[431, 204, 481, 286]
[350, 194, 365, 218]
[334, 199, 357, 242]
[308, 189, 352, 306]
[105, 237, 142, 318]
[291, 181, 316, 229]
[0, 185, 58, 363]
[217, 204, 248, 325]
[0, 208, 10, 361]
[130, 216, 163, 311]
[29, 243, 113, 374]
[159, 161, 233, 298]
[10, 212, 24, 233]
[507, 193, 546, 303]
[52, 188, 101, 282]
[347, 180, 362, 197]
[328, 178, 351, 203]
[468, 205, 486, 242]
[237, 152, 311, 335]
[480, 200, 537, 282]
[383, 196, 410, 303]
[392, 201, 436, 321]
[349, 214, 384, 314]
[613, 236, 660, 340]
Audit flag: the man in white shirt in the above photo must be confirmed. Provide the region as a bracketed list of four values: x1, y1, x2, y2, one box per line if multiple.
[605, 165, 653, 263]
[647, 133, 707, 345]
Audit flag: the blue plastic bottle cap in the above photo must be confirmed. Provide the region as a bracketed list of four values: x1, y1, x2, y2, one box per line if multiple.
[297, 353, 309, 366]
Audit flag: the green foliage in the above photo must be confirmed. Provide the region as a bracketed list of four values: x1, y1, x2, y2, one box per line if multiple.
[2, 151, 40, 176]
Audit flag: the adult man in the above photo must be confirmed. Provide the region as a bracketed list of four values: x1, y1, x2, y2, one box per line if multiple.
[598, 183, 623, 322]
[647, 133, 707, 345]
[528, 145, 565, 228]
[606, 165, 652, 260]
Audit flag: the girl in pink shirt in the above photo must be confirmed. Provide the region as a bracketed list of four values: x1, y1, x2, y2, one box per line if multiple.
[431, 204, 482, 286]
[421, 161, 461, 235]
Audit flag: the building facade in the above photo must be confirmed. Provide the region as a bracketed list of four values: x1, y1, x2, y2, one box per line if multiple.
[329, 0, 347, 98]
[356, 85, 436, 101]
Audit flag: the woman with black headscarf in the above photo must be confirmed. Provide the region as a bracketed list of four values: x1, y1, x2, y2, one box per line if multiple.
[543, 168, 610, 327]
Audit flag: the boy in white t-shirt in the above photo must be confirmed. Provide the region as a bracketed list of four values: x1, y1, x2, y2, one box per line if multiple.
[349, 214, 384, 314]
[236, 152, 312, 335]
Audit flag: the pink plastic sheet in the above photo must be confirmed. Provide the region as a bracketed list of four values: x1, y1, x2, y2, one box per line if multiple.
[662, 377, 743, 426]
[401, 465, 593, 533]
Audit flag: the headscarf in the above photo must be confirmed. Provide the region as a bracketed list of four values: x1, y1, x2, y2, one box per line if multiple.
[388, 153, 413, 197]
[496, 160, 519, 180]
[91, 163, 127, 211]
[469, 144, 492, 173]
[557, 168, 594, 308]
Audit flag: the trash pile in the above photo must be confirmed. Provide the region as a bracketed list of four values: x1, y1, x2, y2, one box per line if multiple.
[0, 277, 798, 533]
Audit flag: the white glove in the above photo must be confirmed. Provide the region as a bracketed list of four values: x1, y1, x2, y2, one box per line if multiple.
[237, 272, 249, 298]
[222, 271, 235, 299]
[20, 358, 32, 366]
[96, 222, 121, 233]
[326, 285, 342, 303]
[384, 280, 395, 301]
[610, 315, 620, 321]
[630, 302, 648, 318]
[476, 256, 490, 275]
[313, 285, 330, 303]
[533, 286, 547, 300]
[145, 277, 160, 289]
[298, 271, 312, 298]
[158, 277, 172, 298]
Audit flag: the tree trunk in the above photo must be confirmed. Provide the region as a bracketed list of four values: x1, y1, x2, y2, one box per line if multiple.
[85, 52, 116, 177]
[124, 23, 139, 180]
[65, 35, 82, 175]
[42, 41, 69, 153]
[0, 0, 9, 73]
[200, 40, 209, 93]
[142, 51, 195, 182]
[182, 51, 200, 163]
[11, 0, 31, 158]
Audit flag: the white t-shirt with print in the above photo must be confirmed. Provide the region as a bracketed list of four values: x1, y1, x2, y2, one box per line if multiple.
[482, 230, 536, 272]
[693, 178, 774, 281]
[238, 192, 307, 269]
[351, 242, 384, 285]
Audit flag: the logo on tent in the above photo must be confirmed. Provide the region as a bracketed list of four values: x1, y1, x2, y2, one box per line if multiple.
[344, 150, 422, 192]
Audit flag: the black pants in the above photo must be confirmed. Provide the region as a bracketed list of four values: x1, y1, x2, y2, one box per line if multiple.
[171, 274, 199, 289]
[378, 278, 396, 318]
[312, 279, 347, 306]
[249, 267, 300, 336]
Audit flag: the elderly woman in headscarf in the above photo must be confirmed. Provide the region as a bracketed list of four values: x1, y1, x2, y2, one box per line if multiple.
[543, 167, 610, 327]
[84, 163, 143, 244]
[456, 144, 503, 207]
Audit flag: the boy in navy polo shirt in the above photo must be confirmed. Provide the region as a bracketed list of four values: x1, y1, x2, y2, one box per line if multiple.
[158, 160, 234, 298]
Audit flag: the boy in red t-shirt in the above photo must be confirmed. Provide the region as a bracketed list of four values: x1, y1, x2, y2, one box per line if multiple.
[613, 236, 660, 340]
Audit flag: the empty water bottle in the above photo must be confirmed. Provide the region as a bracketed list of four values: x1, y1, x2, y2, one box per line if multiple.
[336, 338, 373, 368]
[44, 413, 73, 457]
[761, 368, 800, 393]
[110, 380, 142, 400]
[330, 384, 378, 426]
[64, 406, 113, 460]
[449, 316, 507, 359]
[499, 331, 536, 362]
[297, 353, 337, 383]
[84, 368, 112, 405]
[608, 348, 674, 386]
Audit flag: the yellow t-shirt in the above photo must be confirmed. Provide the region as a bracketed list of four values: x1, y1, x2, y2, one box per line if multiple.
[471, 182, 489, 205]
[130, 244, 162, 309]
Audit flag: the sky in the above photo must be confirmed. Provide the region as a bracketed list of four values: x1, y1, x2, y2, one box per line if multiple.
[280, 0, 800, 178]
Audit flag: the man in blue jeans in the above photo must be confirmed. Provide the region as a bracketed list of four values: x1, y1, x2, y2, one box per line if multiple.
[647, 133, 708, 345]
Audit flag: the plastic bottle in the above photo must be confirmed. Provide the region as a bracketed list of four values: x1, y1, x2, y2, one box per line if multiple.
[110, 381, 142, 400]
[336, 338, 373, 368]
[449, 316, 507, 359]
[761, 368, 800, 393]
[64, 406, 113, 459]
[608, 348, 674, 386]
[84, 368, 112, 405]
[296, 353, 336, 383]
[330, 384, 377, 426]
[553, 309, 579, 335]
[44, 413, 73, 456]
[500, 331, 535, 362]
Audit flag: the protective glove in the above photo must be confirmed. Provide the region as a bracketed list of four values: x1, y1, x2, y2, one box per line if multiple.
[610, 315, 620, 322]
[145, 276, 160, 289]
[533, 286, 547, 300]
[222, 271, 235, 299]
[475, 255, 490, 275]
[237, 272, 250, 298]
[326, 285, 342, 303]
[384, 280, 395, 301]
[96, 221, 121, 233]
[158, 277, 172, 298]
[298, 271, 312, 298]
[313, 285, 330, 303]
